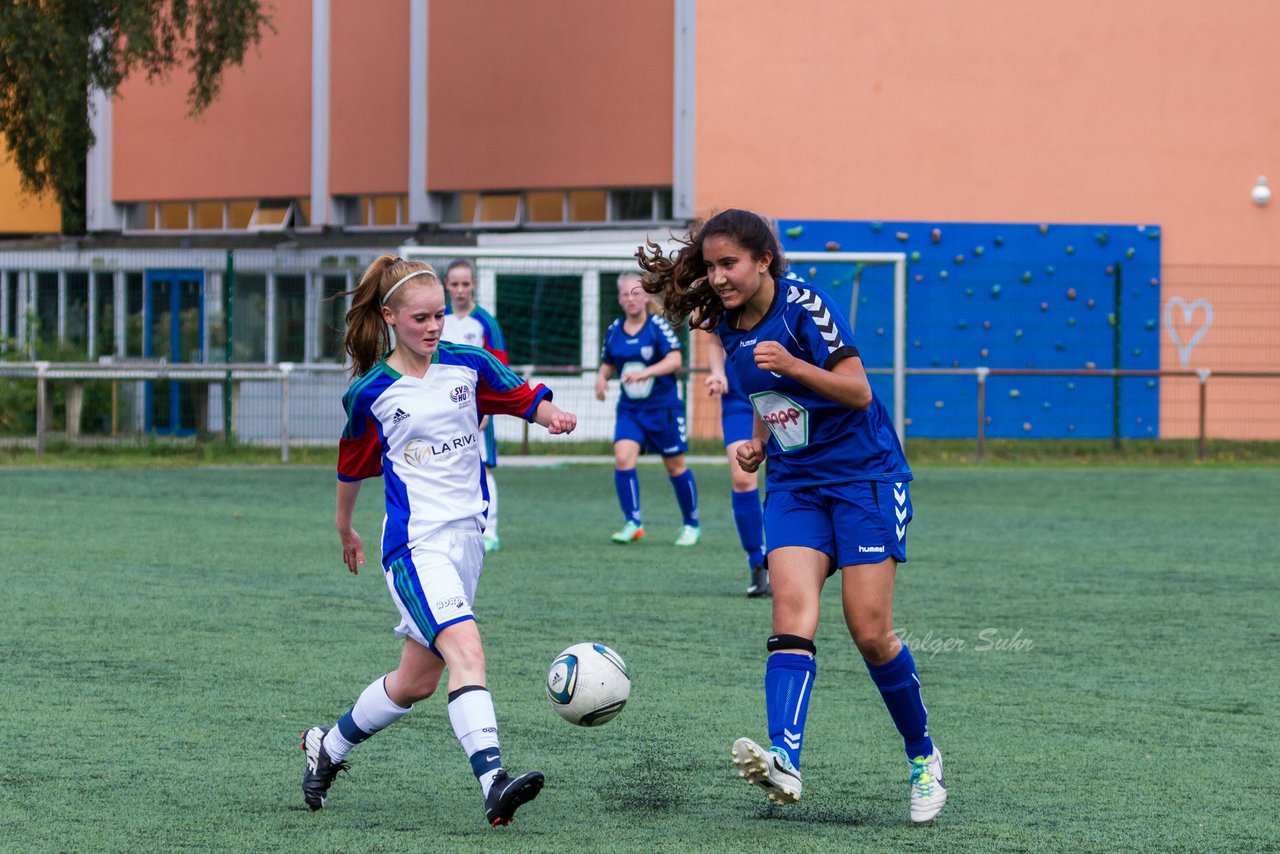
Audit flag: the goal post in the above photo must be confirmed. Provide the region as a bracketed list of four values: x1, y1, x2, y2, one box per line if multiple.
[400, 241, 908, 447]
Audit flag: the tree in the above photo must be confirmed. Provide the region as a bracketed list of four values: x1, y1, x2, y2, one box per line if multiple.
[0, 0, 272, 235]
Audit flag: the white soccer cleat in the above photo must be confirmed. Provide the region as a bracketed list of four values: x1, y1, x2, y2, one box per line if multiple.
[673, 525, 701, 547]
[732, 737, 802, 805]
[909, 747, 947, 824]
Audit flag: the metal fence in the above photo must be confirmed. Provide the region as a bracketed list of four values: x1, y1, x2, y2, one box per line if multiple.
[3, 360, 1276, 461]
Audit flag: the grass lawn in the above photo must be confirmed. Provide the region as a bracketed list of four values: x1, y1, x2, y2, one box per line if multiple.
[1, 463, 1276, 852]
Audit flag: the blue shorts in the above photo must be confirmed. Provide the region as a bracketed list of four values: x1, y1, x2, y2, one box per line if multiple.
[615, 405, 688, 457]
[764, 480, 911, 572]
[721, 389, 755, 446]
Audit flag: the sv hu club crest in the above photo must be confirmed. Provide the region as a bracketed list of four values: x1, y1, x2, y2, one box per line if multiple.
[450, 385, 472, 405]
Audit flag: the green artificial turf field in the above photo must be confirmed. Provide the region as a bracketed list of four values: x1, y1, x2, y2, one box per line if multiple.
[1, 464, 1276, 852]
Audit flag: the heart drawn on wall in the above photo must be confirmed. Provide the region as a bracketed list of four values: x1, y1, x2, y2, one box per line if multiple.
[1164, 297, 1213, 366]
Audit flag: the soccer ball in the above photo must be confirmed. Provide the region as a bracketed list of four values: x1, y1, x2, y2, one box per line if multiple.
[545, 642, 631, 726]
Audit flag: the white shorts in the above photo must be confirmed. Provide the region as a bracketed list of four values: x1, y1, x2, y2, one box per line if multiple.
[384, 519, 484, 652]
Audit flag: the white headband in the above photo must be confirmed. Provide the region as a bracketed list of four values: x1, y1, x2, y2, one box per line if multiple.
[382, 269, 434, 305]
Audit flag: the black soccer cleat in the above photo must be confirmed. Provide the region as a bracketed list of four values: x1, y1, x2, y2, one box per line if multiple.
[301, 726, 349, 811]
[747, 563, 772, 598]
[484, 769, 544, 826]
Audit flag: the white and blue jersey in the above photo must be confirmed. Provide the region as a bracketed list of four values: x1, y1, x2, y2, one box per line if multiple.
[337, 342, 549, 567]
[600, 314, 683, 413]
[716, 281, 911, 490]
[442, 305, 507, 466]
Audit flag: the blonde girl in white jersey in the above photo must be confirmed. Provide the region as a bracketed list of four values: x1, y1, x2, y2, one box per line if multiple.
[299, 255, 576, 827]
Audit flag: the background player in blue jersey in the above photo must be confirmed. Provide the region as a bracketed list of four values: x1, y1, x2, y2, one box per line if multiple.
[594, 272, 700, 547]
[638, 210, 947, 824]
[442, 258, 506, 553]
[299, 255, 576, 827]
[702, 330, 770, 597]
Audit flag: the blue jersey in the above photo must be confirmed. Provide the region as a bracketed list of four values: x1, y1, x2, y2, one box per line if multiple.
[600, 313, 683, 412]
[716, 280, 911, 490]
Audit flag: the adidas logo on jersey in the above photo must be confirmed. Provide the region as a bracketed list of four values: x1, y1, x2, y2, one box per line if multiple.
[392, 408, 410, 424]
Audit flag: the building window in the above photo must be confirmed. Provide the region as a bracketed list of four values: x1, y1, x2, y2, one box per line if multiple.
[525, 191, 564, 223]
[337, 194, 411, 228]
[125, 273, 144, 356]
[228, 201, 256, 229]
[35, 272, 58, 352]
[194, 202, 224, 230]
[248, 200, 294, 231]
[568, 190, 607, 222]
[477, 193, 520, 224]
[94, 272, 116, 358]
[66, 272, 90, 354]
[275, 274, 306, 362]
[440, 187, 674, 228]
[232, 274, 267, 362]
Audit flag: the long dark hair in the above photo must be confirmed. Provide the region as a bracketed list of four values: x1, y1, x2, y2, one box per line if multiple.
[636, 209, 786, 330]
[342, 255, 439, 376]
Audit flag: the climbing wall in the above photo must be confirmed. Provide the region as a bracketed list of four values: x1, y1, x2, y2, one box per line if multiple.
[777, 219, 1163, 439]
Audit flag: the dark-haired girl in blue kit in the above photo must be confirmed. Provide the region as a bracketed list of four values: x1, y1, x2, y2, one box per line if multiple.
[638, 209, 947, 825]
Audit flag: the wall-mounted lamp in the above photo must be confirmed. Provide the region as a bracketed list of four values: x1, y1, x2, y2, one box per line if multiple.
[1252, 175, 1271, 207]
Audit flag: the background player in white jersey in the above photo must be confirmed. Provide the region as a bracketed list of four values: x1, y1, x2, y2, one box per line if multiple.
[441, 258, 506, 553]
[703, 330, 770, 598]
[594, 272, 700, 547]
[299, 255, 577, 827]
[638, 210, 947, 825]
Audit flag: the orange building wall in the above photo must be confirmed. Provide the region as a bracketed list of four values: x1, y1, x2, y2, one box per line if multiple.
[329, 0, 410, 195]
[0, 149, 60, 233]
[694, 0, 1280, 267]
[112, 0, 313, 201]
[427, 0, 673, 191]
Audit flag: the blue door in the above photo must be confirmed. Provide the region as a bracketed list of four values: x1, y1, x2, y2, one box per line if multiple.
[144, 269, 205, 435]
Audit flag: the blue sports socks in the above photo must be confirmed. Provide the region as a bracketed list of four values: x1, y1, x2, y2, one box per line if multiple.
[865, 645, 934, 760]
[668, 469, 699, 527]
[765, 650, 816, 770]
[323, 675, 412, 762]
[730, 487, 766, 568]
[614, 468, 642, 525]
[448, 685, 504, 796]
